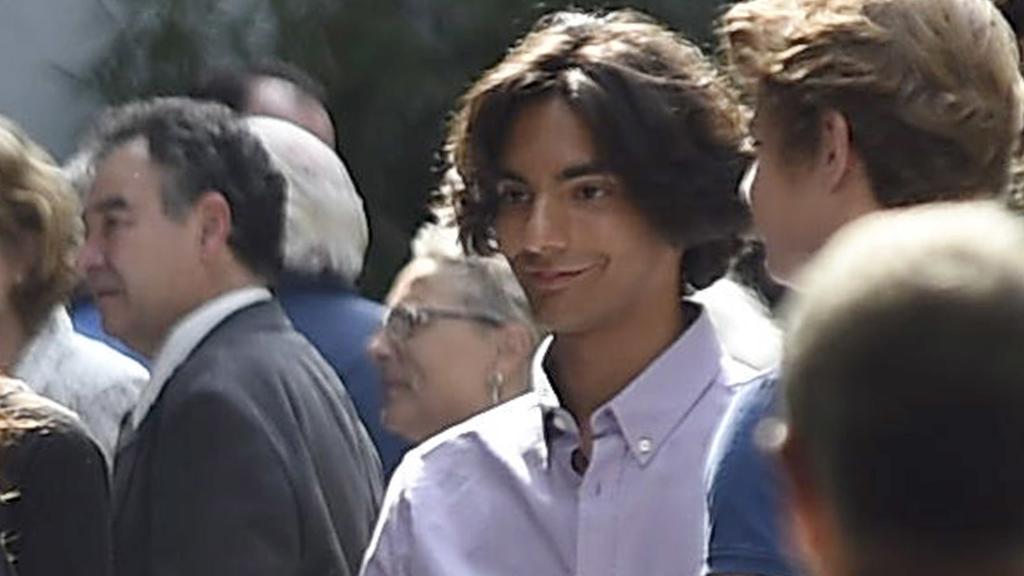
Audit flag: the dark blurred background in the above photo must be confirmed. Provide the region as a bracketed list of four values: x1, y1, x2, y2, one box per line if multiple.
[85, 0, 727, 298]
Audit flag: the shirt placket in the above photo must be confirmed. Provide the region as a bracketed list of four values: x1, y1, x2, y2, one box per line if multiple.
[575, 425, 624, 576]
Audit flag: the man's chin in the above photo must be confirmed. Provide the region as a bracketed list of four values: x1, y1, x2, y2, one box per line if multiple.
[99, 317, 126, 340]
[532, 305, 590, 336]
[764, 252, 802, 289]
[100, 316, 140, 351]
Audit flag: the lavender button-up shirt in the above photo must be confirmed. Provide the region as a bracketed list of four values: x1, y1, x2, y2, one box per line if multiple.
[360, 306, 761, 576]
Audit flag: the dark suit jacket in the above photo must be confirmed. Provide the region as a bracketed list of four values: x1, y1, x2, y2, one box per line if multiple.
[278, 276, 409, 475]
[113, 300, 384, 576]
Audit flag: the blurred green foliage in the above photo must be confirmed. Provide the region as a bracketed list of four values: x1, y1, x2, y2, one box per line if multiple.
[89, 0, 727, 297]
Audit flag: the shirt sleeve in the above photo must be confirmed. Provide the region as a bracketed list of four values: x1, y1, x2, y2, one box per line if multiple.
[359, 459, 414, 576]
[704, 375, 801, 576]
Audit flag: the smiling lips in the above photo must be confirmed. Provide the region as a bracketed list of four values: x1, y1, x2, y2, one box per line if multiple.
[521, 265, 594, 293]
[86, 272, 124, 301]
[379, 370, 412, 396]
[91, 287, 123, 302]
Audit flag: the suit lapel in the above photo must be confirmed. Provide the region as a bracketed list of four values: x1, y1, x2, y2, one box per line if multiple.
[112, 302, 282, 515]
[112, 421, 142, 516]
[112, 385, 163, 516]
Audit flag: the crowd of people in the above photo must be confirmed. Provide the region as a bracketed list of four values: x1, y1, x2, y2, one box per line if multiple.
[0, 0, 1021, 575]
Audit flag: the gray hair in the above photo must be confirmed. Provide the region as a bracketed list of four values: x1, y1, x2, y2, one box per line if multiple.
[62, 148, 96, 201]
[245, 115, 368, 283]
[410, 219, 539, 341]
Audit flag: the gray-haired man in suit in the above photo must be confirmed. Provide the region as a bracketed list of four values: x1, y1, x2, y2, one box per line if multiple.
[77, 97, 383, 576]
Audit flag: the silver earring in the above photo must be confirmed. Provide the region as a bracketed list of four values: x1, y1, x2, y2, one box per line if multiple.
[488, 371, 505, 405]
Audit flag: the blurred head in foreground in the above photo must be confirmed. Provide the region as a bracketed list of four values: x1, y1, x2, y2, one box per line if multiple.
[779, 201, 1024, 576]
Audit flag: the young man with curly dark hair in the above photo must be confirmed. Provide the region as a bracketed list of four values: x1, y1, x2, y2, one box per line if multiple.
[360, 9, 763, 575]
[77, 97, 384, 576]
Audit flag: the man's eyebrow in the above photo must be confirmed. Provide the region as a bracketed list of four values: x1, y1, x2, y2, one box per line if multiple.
[558, 162, 611, 181]
[86, 196, 131, 215]
[495, 169, 526, 183]
[495, 162, 612, 183]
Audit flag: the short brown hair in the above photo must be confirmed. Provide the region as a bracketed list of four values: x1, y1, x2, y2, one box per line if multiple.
[0, 116, 81, 335]
[441, 9, 750, 291]
[721, 0, 1024, 205]
[783, 201, 1024, 564]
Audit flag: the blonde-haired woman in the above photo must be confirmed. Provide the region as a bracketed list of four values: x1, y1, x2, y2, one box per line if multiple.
[0, 116, 112, 576]
[1, 118, 145, 465]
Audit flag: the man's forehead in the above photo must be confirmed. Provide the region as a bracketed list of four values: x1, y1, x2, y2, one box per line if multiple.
[85, 137, 159, 208]
[99, 136, 152, 166]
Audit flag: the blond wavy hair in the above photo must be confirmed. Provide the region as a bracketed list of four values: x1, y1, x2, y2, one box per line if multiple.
[0, 116, 81, 335]
[720, 0, 1024, 205]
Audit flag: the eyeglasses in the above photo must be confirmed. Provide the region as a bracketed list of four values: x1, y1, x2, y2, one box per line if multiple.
[382, 304, 504, 341]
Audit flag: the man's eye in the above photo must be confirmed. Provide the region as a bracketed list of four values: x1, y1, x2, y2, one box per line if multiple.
[104, 217, 123, 233]
[575, 181, 613, 201]
[496, 182, 531, 205]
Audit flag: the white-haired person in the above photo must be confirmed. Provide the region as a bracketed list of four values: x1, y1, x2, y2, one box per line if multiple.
[367, 220, 538, 443]
[245, 116, 406, 472]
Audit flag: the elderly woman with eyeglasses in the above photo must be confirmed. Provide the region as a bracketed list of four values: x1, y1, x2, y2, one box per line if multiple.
[368, 224, 538, 443]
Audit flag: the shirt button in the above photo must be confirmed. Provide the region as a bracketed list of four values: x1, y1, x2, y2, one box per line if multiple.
[637, 437, 653, 454]
[553, 414, 572, 432]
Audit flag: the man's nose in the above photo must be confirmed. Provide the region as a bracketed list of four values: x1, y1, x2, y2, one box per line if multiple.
[521, 194, 569, 255]
[76, 232, 106, 277]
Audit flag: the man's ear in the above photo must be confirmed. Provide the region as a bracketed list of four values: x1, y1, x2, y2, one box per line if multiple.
[818, 109, 853, 194]
[194, 190, 233, 258]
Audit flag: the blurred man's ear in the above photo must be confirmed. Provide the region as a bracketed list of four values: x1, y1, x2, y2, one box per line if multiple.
[195, 190, 233, 258]
[817, 109, 853, 196]
[778, 432, 841, 576]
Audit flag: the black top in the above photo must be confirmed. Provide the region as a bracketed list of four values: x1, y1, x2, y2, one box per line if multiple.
[0, 381, 111, 576]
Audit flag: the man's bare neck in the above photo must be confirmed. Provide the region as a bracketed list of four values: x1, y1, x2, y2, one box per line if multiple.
[547, 300, 692, 457]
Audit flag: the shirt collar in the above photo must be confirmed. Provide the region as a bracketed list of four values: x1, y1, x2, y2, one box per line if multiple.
[130, 286, 271, 429]
[534, 304, 724, 467]
[529, 337, 573, 466]
[607, 306, 723, 465]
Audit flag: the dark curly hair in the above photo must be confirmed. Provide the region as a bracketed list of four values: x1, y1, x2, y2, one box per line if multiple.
[440, 9, 751, 291]
[85, 97, 285, 281]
